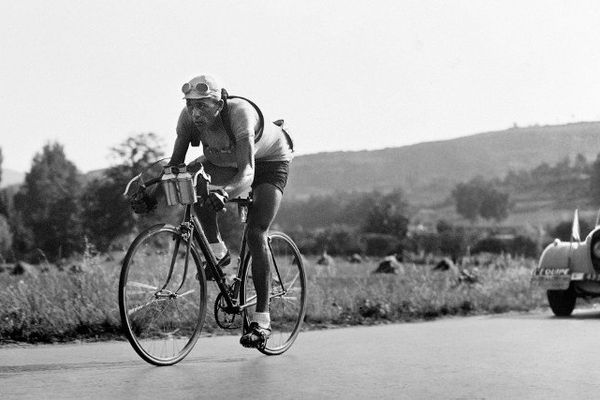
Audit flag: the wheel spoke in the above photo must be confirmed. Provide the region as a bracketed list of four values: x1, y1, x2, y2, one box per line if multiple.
[177, 289, 196, 298]
[241, 232, 306, 355]
[119, 227, 207, 365]
[128, 297, 163, 316]
[127, 281, 158, 291]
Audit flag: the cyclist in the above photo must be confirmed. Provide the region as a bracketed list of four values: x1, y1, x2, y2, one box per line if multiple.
[132, 74, 293, 348]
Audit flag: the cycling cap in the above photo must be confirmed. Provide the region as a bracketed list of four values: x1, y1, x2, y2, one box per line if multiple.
[181, 75, 222, 100]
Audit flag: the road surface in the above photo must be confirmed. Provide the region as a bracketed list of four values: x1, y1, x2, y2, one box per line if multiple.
[2, 310, 600, 399]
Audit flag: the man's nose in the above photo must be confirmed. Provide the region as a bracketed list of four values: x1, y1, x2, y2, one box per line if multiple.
[191, 108, 202, 118]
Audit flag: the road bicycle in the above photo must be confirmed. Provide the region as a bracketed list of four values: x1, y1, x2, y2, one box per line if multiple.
[118, 162, 307, 366]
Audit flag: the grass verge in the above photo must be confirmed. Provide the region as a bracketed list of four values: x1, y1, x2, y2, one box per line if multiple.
[0, 253, 548, 344]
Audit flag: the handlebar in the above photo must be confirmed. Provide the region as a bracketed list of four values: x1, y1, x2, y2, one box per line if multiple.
[123, 163, 212, 198]
[123, 174, 162, 197]
[122, 162, 252, 208]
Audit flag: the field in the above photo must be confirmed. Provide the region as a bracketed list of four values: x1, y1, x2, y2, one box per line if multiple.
[0, 250, 551, 344]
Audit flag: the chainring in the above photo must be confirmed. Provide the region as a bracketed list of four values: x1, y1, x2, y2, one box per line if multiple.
[214, 292, 242, 330]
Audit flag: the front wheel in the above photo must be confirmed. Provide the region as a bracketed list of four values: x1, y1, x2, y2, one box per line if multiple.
[118, 224, 207, 365]
[547, 284, 576, 317]
[240, 231, 307, 355]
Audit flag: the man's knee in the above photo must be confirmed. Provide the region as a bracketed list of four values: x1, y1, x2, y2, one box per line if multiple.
[247, 224, 268, 248]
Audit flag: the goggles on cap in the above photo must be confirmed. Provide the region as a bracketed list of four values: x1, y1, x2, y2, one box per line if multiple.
[181, 82, 212, 95]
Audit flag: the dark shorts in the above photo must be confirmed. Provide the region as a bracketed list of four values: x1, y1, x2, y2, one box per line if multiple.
[252, 161, 290, 193]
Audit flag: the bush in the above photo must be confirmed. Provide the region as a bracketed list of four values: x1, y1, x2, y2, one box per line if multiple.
[362, 233, 399, 256]
[472, 235, 538, 257]
[510, 235, 539, 258]
[549, 219, 592, 241]
[289, 225, 363, 256]
[472, 237, 506, 254]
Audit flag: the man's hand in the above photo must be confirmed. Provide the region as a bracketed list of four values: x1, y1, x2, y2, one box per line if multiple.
[205, 188, 229, 212]
[130, 188, 158, 214]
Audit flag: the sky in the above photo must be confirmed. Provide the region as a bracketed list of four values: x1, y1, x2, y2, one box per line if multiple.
[2, 0, 600, 173]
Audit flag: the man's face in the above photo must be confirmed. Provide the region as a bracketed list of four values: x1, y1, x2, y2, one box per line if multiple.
[186, 98, 222, 128]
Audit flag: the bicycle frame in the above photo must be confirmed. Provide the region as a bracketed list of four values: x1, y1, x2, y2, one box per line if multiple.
[125, 167, 286, 316]
[187, 203, 248, 311]
[185, 201, 288, 314]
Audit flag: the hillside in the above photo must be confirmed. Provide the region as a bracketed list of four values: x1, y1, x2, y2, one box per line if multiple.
[4, 122, 600, 206]
[285, 122, 600, 205]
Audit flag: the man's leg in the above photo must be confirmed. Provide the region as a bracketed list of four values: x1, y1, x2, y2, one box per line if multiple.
[246, 183, 283, 313]
[189, 161, 238, 244]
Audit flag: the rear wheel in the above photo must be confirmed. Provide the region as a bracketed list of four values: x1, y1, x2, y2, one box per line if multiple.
[119, 224, 207, 365]
[547, 285, 576, 317]
[240, 232, 307, 355]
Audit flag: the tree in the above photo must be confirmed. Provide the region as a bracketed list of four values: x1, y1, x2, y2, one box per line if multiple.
[81, 133, 165, 251]
[452, 177, 510, 222]
[13, 142, 83, 260]
[590, 154, 600, 203]
[0, 214, 12, 259]
[451, 179, 484, 222]
[361, 189, 409, 239]
[573, 153, 589, 175]
[109, 132, 165, 172]
[479, 188, 510, 221]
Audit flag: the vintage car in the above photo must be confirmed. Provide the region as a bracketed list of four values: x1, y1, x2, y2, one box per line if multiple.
[531, 210, 600, 316]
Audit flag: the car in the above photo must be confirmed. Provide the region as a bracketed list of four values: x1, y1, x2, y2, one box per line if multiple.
[531, 210, 600, 316]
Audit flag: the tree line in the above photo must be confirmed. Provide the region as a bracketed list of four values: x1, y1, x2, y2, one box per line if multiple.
[0, 134, 166, 262]
[2, 138, 600, 263]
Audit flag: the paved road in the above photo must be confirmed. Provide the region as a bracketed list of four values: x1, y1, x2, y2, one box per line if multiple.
[2, 310, 600, 399]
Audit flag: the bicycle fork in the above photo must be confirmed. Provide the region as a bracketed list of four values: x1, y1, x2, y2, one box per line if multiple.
[153, 222, 195, 299]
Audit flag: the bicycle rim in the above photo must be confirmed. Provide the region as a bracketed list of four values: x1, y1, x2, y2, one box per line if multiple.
[119, 225, 207, 366]
[240, 232, 307, 355]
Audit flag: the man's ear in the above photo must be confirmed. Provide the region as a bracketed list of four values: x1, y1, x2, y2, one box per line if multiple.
[216, 99, 225, 113]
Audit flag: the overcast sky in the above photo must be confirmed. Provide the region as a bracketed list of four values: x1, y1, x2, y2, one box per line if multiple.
[2, 0, 600, 172]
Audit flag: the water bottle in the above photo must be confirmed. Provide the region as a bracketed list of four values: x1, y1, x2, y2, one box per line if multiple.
[176, 165, 197, 204]
[161, 166, 179, 206]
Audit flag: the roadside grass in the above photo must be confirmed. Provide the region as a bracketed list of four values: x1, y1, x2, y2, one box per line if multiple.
[0, 252, 549, 344]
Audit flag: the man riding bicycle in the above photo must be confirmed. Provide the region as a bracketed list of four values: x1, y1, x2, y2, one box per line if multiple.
[132, 74, 294, 348]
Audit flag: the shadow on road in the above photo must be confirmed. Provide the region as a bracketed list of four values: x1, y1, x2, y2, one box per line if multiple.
[495, 308, 600, 321]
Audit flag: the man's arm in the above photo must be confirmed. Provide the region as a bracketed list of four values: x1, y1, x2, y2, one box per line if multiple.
[169, 133, 190, 166]
[223, 136, 254, 198]
[170, 107, 192, 165]
[222, 100, 258, 198]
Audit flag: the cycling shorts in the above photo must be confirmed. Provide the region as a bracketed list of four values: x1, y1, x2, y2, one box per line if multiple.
[252, 161, 290, 194]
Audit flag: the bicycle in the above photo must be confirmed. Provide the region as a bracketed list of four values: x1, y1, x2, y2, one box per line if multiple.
[118, 162, 307, 366]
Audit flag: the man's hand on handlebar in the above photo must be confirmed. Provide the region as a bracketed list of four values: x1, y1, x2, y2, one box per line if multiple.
[130, 187, 158, 214]
[205, 188, 229, 212]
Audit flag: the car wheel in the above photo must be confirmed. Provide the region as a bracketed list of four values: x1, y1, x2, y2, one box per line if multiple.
[546, 285, 576, 317]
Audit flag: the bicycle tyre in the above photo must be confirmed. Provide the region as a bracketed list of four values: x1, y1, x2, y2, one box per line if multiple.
[240, 231, 307, 355]
[119, 224, 207, 366]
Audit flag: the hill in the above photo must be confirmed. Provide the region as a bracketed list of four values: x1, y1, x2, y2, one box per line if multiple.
[4, 122, 600, 206]
[285, 122, 600, 204]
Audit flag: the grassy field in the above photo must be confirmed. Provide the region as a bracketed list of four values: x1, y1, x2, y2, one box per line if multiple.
[0, 251, 550, 344]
